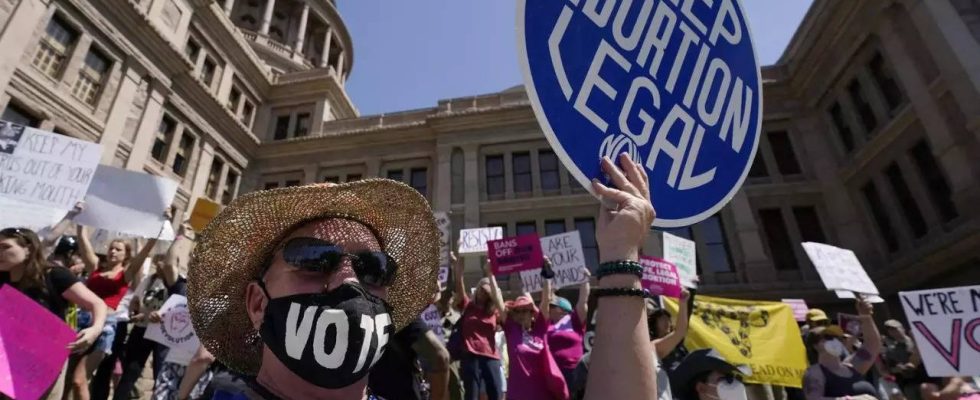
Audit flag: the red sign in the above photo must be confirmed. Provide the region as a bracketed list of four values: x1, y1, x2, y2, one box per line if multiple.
[489, 233, 543, 275]
[640, 256, 682, 299]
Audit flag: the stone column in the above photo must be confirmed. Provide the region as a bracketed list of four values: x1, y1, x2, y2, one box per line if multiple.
[462, 144, 481, 273]
[223, 0, 235, 16]
[293, 3, 309, 54]
[434, 145, 452, 212]
[98, 63, 143, 164]
[0, 0, 48, 92]
[335, 49, 346, 78]
[729, 191, 774, 283]
[319, 28, 333, 68]
[163, 124, 186, 168]
[215, 65, 236, 107]
[189, 142, 215, 208]
[259, 0, 276, 36]
[124, 83, 167, 171]
[215, 160, 230, 201]
[879, 11, 980, 217]
[60, 35, 93, 91]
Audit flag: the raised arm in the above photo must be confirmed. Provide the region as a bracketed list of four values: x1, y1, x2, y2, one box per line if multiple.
[484, 261, 505, 315]
[76, 225, 99, 274]
[39, 202, 84, 250]
[849, 296, 882, 375]
[451, 251, 468, 310]
[576, 268, 591, 324]
[413, 330, 451, 400]
[584, 154, 657, 400]
[653, 288, 690, 359]
[539, 274, 552, 319]
[126, 237, 157, 284]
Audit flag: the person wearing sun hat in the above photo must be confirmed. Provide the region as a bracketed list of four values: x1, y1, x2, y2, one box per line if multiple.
[187, 179, 441, 400]
[802, 297, 882, 400]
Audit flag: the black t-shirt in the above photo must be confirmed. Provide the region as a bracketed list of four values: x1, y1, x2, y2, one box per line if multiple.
[368, 318, 430, 400]
[0, 266, 79, 320]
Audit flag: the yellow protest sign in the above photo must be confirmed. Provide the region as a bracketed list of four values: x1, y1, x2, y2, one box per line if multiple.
[188, 197, 221, 232]
[663, 295, 807, 388]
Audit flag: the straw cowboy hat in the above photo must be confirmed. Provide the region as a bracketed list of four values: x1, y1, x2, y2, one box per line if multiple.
[187, 179, 441, 374]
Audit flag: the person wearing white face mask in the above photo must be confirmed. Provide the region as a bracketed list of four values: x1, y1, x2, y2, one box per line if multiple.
[802, 297, 882, 400]
[669, 348, 751, 400]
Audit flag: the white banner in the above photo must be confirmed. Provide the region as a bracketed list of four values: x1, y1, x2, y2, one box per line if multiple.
[434, 212, 451, 289]
[0, 122, 102, 209]
[663, 232, 697, 288]
[74, 166, 178, 238]
[802, 242, 879, 295]
[520, 231, 588, 293]
[899, 285, 980, 377]
[144, 295, 200, 357]
[458, 227, 503, 255]
[0, 196, 67, 230]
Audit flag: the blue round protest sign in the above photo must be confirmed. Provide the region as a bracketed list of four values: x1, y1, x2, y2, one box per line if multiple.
[518, 0, 762, 228]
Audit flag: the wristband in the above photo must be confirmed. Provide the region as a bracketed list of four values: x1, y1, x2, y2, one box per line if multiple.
[596, 261, 643, 279]
[593, 287, 649, 299]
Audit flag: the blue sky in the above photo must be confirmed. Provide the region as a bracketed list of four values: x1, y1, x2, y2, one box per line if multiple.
[338, 1, 814, 116]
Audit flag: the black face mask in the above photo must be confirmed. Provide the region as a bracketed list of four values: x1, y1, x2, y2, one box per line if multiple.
[259, 282, 394, 389]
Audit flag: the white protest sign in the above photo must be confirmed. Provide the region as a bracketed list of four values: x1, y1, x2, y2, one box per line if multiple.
[663, 232, 697, 288]
[834, 290, 885, 304]
[520, 231, 588, 293]
[802, 242, 879, 295]
[420, 304, 445, 341]
[74, 166, 178, 238]
[0, 121, 102, 209]
[899, 285, 980, 377]
[434, 212, 451, 289]
[458, 227, 503, 255]
[0, 196, 67, 230]
[144, 295, 200, 356]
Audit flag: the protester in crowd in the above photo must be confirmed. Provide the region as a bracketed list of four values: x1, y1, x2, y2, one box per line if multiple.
[494, 322, 508, 400]
[802, 297, 882, 400]
[651, 288, 692, 364]
[71, 223, 157, 400]
[880, 319, 928, 400]
[435, 289, 465, 400]
[545, 267, 590, 388]
[187, 179, 441, 399]
[368, 314, 451, 400]
[803, 308, 832, 338]
[920, 377, 980, 400]
[176, 346, 217, 400]
[452, 251, 505, 400]
[501, 272, 569, 400]
[669, 348, 750, 400]
[0, 227, 109, 400]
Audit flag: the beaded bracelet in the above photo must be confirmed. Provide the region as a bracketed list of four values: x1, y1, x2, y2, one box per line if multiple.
[596, 260, 644, 279]
[593, 287, 649, 299]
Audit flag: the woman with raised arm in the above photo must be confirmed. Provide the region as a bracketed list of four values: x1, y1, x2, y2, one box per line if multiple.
[502, 273, 569, 400]
[802, 296, 883, 400]
[72, 222, 158, 400]
[546, 266, 590, 388]
[584, 154, 658, 400]
[0, 227, 108, 400]
[452, 251, 506, 400]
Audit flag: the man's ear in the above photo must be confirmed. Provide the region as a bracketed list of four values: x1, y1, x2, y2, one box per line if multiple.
[245, 282, 268, 330]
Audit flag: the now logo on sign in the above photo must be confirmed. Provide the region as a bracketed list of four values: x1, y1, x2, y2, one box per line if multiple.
[283, 303, 392, 374]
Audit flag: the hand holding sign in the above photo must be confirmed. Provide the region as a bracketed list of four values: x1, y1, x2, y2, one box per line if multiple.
[593, 154, 655, 263]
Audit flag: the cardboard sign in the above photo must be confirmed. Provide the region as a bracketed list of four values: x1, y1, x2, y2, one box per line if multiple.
[0, 121, 103, 210]
[0, 286, 77, 400]
[144, 295, 201, 356]
[663, 232, 697, 287]
[74, 165, 179, 238]
[520, 231, 589, 293]
[517, 0, 762, 228]
[802, 242, 879, 295]
[458, 227, 503, 255]
[641, 256, 682, 299]
[781, 299, 809, 322]
[434, 212, 451, 289]
[899, 285, 980, 377]
[188, 197, 221, 232]
[420, 304, 445, 341]
[489, 233, 543, 275]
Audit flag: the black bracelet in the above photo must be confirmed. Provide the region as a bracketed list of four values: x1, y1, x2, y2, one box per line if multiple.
[596, 260, 643, 279]
[593, 287, 649, 299]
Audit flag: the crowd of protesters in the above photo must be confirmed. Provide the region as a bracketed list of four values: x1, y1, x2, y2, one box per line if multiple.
[1, 154, 978, 400]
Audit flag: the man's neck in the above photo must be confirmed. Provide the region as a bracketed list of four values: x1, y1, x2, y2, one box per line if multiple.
[256, 350, 369, 400]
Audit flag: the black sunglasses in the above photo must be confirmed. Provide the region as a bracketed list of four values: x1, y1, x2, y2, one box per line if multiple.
[278, 237, 398, 288]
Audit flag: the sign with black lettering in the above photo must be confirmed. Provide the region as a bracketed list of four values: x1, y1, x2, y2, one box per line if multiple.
[518, 0, 762, 227]
[458, 227, 504, 255]
[520, 231, 588, 293]
[899, 285, 980, 377]
[802, 242, 879, 296]
[0, 121, 102, 210]
[434, 212, 451, 288]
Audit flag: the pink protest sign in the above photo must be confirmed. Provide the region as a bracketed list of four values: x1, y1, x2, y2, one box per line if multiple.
[489, 233, 543, 275]
[0, 285, 77, 400]
[782, 299, 810, 322]
[640, 256, 682, 299]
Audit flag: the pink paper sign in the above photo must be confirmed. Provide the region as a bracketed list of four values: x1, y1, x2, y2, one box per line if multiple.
[489, 233, 543, 275]
[0, 285, 77, 400]
[640, 256, 682, 299]
[782, 299, 810, 322]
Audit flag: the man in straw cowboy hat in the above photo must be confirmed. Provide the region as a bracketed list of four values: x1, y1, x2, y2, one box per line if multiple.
[188, 179, 441, 399]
